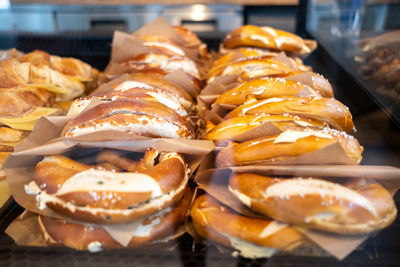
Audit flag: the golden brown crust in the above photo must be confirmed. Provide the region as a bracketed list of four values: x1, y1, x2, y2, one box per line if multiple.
[229, 173, 397, 234]
[224, 97, 355, 134]
[223, 25, 315, 54]
[214, 77, 319, 106]
[30, 150, 188, 223]
[191, 194, 303, 250]
[215, 128, 363, 167]
[61, 99, 194, 139]
[39, 188, 192, 250]
[205, 114, 326, 141]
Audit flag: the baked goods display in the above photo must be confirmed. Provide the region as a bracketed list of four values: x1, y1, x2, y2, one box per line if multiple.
[2, 19, 399, 262]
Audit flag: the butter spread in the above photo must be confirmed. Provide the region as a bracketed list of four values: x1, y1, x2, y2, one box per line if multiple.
[114, 81, 154, 91]
[87, 241, 103, 252]
[242, 98, 284, 115]
[56, 169, 162, 196]
[273, 130, 333, 144]
[263, 178, 378, 217]
[259, 221, 288, 238]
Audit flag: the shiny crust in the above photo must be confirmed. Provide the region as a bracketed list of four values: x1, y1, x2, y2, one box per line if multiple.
[173, 25, 201, 46]
[223, 25, 314, 54]
[224, 97, 355, 134]
[286, 71, 334, 98]
[191, 194, 303, 251]
[38, 188, 192, 250]
[30, 150, 188, 223]
[229, 173, 397, 234]
[205, 114, 326, 141]
[127, 73, 193, 107]
[121, 53, 200, 79]
[215, 128, 363, 167]
[0, 86, 55, 117]
[207, 57, 295, 83]
[140, 35, 185, 57]
[214, 77, 320, 105]
[61, 99, 194, 139]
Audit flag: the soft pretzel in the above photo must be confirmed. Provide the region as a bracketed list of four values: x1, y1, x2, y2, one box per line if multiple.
[205, 114, 326, 142]
[62, 99, 194, 139]
[207, 57, 295, 83]
[191, 194, 303, 258]
[140, 35, 186, 57]
[224, 96, 355, 134]
[215, 128, 363, 167]
[121, 53, 200, 79]
[223, 25, 315, 54]
[214, 77, 320, 106]
[69, 88, 188, 117]
[229, 173, 397, 234]
[25, 149, 188, 224]
[38, 188, 192, 251]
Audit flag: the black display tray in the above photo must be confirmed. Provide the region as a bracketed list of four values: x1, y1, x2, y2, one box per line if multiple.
[1, 34, 400, 267]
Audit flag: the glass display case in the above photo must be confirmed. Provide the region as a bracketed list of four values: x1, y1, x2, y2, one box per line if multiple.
[0, 1, 400, 266]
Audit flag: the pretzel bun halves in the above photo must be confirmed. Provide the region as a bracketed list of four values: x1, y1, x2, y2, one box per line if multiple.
[191, 194, 303, 258]
[25, 149, 189, 224]
[229, 173, 397, 234]
[224, 97, 355, 134]
[38, 188, 192, 251]
[61, 99, 194, 139]
[215, 128, 363, 167]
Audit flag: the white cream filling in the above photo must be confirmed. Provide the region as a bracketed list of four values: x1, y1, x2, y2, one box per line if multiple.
[87, 241, 103, 252]
[263, 178, 378, 218]
[114, 81, 154, 91]
[56, 169, 162, 196]
[143, 42, 185, 56]
[242, 98, 284, 115]
[273, 129, 333, 144]
[222, 233, 277, 259]
[259, 221, 288, 238]
[228, 186, 252, 207]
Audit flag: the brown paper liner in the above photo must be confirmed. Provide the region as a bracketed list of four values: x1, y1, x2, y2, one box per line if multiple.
[194, 151, 400, 260]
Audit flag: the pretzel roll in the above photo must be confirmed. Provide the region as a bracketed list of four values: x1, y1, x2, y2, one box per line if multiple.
[61, 99, 194, 139]
[191, 194, 303, 258]
[140, 35, 186, 57]
[224, 97, 355, 134]
[173, 25, 201, 46]
[38, 188, 192, 251]
[25, 149, 189, 223]
[214, 77, 320, 106]
[207, 57, 295, 83]
[223, 25, 315, 54]
[121, 53, 200, 79]
[70, 88, 188, 117]
[126, 73, 193, 107]
[205, 114, 326, 142]
[229, 173, 397, 234]
[286, 71, 333, 98]
[215, 128, 363, 167]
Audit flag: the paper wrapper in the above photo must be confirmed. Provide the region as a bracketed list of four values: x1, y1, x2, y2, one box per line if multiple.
[194, 152, 400, 260]
[6, 210, 188, 251]
[104, 17, 209, 81]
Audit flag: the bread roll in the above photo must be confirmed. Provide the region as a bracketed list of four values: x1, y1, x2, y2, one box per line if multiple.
[224, 96, 355, 134]
[205, 114, 326, 141]
[25, 149, 189, 223]
[62, 99, 194, 139]
[38, 188, 192, 251]
[223, 25, 315, 54]
[214, 77, 320, 105]
[215, 128, 363, 167]
[191, 194, 303, 258]
[229, 173, 397, 234]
